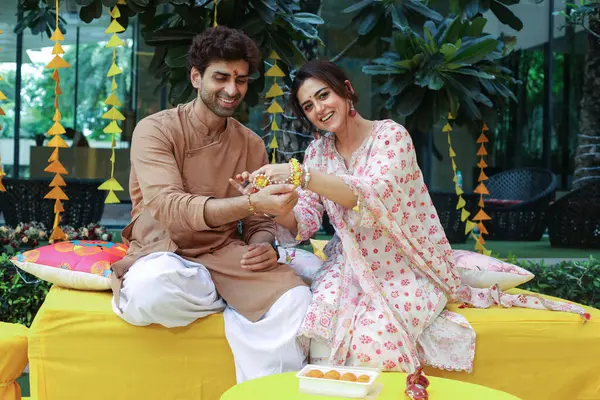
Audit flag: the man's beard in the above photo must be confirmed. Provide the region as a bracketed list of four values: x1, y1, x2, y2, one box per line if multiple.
[199, 88, 240, 118]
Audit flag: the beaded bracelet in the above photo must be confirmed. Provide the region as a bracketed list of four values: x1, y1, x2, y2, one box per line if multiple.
[247, 193, 258, 215]
[301, 164, 311, 190]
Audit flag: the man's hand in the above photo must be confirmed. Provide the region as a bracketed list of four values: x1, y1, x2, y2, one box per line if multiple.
[241, 243, 279, 271]
[252, 184, 299, 216]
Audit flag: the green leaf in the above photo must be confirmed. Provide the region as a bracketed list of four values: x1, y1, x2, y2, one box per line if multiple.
[423, 22, 438, 54]
[473, 92, 493, 107]
[461, 96, 483, 119]
[480, 77, 498, 95]
[395, 74, 415, 96]
[453, 68, 496, 79]
[391, 5, 408, 30]
[373, 57, 400, 67]
[492, 81, 517, 102]
[490, 0, 523, 31]
[440, 43, 459, 59]
[394, 85, 426, 117]
[358, 6, 383, 35]
[394, 33, 415, 58]
[440, 16, 463, 45]
[343, 0, 373, 14]
[403, 0, 443, 22]
[362, 64, 402, 75]
[426, 72, 445, 90]
[395, 59, 414, 69]
[382, 51, 402, 61]
[465, 0, 480, 19]
[451, 36, 499, 65]
[449, 0, 462, 14]
[293, 12, 324, 25]
[468, 17, 488, 38]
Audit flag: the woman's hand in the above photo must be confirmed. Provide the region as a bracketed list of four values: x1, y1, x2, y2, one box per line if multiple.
[250, 163, 291, 186]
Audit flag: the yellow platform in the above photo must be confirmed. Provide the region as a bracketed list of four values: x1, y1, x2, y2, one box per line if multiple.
[27, 286, 600, 400]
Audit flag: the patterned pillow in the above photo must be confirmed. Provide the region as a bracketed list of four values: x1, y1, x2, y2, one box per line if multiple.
[278, 247, 323, 285]
[453, 249, 534, 290]
[10, 240, 128, 291]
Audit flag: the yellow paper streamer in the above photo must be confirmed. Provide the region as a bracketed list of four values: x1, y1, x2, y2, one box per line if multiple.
[266, 100, 284, 114]
[265, 51, 285, 164]
[213, 0, 219, 27]
[99, 3, 126, 204]
[44, 1, 69, 242]
[473, 122, 491, 253]
[445, 115, 491, 253]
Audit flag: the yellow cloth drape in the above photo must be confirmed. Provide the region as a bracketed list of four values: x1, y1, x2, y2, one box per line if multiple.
[28, 287, 235, 400]
[0, 323, 29, 400]
[220, 371, 521, 399]
[27, 285, 600, 400]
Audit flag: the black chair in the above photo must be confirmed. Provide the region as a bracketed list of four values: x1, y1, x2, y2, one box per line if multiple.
[482, 168, 557, 241]
[547, 182, 600, 249]
[0, 178, 107, 228]
[430, 191, 479, 243]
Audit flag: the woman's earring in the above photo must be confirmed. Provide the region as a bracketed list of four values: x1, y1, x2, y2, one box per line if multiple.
[349, 101, 357, 117]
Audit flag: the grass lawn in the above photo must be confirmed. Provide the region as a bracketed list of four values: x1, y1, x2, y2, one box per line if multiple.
[302, 233, 599, 261]
[451, 237, 600, 260]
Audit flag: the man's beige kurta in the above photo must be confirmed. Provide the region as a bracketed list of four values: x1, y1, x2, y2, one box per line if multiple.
[111, 100, 305, 322]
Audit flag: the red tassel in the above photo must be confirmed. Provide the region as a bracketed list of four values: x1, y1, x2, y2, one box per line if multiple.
[583, 313, 591, 321]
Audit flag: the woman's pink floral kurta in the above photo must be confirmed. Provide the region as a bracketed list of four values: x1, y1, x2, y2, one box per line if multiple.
[277, 120, 586, 373]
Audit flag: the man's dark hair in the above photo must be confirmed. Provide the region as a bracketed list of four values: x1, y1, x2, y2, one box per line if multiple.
[187, 26, 261, 77]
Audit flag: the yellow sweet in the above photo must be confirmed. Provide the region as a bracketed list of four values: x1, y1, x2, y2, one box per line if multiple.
[306, 369, 324, 378]
[323, 370, 341, 380]
[341, 372, 357, 382]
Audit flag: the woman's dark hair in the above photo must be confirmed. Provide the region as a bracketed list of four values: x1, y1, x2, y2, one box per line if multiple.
[187, 26, 261, 77]
[290, 60, 360, 129]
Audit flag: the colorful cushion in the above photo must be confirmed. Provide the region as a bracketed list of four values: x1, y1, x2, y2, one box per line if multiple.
[10, 240, 128, 291]
[310, 239, 532, 291]
[453, 250, 534, 290]
[278, 247, 323, 285]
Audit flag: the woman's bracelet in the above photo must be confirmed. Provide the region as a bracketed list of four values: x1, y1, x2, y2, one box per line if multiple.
[301, 164, 311, 190]
[290, 158, 303, 187]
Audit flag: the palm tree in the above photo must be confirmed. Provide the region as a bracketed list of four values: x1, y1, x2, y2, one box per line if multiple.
[570, 6, 600, 188]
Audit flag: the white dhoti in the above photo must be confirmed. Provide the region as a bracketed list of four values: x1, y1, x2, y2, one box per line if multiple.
[112, 251, 313, 383]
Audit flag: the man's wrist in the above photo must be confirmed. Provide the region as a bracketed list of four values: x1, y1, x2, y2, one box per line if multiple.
[247, 193, 258, 216]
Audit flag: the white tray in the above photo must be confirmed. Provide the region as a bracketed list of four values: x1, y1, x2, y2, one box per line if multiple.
[296, 364, 381, 398]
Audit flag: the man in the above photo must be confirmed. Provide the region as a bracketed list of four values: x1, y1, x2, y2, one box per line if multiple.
[110, 26, 311, 383]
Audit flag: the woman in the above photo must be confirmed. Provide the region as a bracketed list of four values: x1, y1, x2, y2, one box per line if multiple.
[237, 60, 586, 378]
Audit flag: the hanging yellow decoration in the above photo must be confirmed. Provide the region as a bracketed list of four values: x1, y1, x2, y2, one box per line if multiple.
[445, 113, 490, 254]
[265, 51, 285, 164]
[98, 3, 126, 204]
[213, 0, 219, 27]
[0, 29, 5, 192]
[473, 123, 491, 255]
[44, 0, 70, 242]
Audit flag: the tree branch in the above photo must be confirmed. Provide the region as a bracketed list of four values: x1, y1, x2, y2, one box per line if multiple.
[329, 36, 360, 63]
